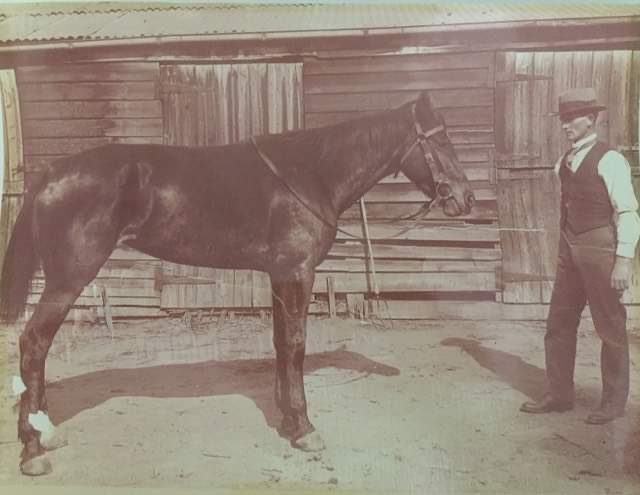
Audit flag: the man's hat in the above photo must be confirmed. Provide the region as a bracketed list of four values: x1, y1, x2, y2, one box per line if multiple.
[551, 87, 607, 118]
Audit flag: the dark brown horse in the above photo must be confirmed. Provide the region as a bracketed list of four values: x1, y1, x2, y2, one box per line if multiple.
[0, 90, 474, 476]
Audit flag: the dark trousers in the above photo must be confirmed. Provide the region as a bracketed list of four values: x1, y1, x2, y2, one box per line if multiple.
[545, 225, 629, 410]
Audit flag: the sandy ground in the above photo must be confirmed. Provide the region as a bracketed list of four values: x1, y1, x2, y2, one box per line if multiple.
[0, 315, 638, 495]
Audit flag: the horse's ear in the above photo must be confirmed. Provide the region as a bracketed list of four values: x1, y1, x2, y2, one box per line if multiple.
[415, 90, 435, 121]
[416, 91, 434, 111]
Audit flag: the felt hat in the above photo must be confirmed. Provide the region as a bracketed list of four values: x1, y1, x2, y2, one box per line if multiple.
[552, 87, 606, 118]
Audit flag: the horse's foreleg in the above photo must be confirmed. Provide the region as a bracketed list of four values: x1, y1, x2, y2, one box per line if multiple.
[270, 269, 325, 452]
[18, 286, 79, 476]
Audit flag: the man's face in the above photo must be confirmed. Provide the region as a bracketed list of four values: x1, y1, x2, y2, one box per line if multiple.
[560, 113, 595, 143]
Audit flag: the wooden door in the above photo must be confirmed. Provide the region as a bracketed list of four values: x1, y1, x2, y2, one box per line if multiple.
[159, 63, 303, 311]
[497, 50, 639, 303]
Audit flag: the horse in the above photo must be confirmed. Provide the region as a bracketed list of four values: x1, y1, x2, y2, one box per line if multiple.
[0, 90, 475, 476]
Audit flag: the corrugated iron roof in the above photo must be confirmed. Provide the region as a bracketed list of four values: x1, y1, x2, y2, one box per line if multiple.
[1, 2, 639, 44]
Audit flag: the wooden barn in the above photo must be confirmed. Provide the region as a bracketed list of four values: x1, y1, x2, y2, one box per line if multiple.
[0, 3, 638, 321]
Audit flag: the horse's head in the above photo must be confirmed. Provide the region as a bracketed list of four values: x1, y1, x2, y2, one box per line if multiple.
[398, 91, 475, 217]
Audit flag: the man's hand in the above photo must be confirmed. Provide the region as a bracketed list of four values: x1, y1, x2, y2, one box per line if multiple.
[611, 256, 632, 291]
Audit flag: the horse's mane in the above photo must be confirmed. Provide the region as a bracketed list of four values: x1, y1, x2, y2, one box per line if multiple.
[258, 100, 414, 172]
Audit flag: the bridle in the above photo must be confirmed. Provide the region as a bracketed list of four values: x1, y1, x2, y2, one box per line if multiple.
[251, 101, 455, 236]
[391, 104, 455, 220]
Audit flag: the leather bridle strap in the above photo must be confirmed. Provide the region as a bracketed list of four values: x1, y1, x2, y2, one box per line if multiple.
[397, 123, 445, 167]
[251, 107, 448, 240]
[251, 136, 358, 238]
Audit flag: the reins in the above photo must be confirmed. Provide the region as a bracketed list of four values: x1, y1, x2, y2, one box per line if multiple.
[251, 135, 359, 239]
[250, 103, 450, 241]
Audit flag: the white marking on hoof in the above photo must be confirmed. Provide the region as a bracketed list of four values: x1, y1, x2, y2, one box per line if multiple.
[292, 431, 326, 452]
[28, 411, 56, 444]
[21, 455, 52, 476]
[12, 375, 26, 396]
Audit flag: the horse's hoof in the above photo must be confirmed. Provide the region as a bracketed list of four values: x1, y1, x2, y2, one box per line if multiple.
[278, 416, 297, 438]
[292, 431, 326, 452]
[41, 432, 68, 452]
[20, 455, 52, 476]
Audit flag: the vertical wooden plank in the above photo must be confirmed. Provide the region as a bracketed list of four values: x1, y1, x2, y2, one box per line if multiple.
[213, 65, 231, 145]
[531, 52, 554, 167]
[1, 70, 24, 195]
[511, 53, 533, 169]
[292, 63, 304, 130]
[248, 64, 267, 137]
[267, 64, 283, 134]
[592, 51, 614, 142]
[572, 51, 594, 90]
[233, 270, 254, 308]
[233, 64, 248, 142]
[0, 69, 24, 274]
[550, 52, 574, 159]
[609, 51, 632, 151]
[494, 51, 514, 159]
[252, 271, 272, 308]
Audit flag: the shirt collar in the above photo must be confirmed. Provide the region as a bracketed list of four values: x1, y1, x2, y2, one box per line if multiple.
[572, 133, 597, 150]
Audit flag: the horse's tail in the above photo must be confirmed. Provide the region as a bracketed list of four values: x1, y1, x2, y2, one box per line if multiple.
[0, 191, 39, 323]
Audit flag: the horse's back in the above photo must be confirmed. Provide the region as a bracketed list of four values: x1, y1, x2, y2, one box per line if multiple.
[32, 142, 333, 272]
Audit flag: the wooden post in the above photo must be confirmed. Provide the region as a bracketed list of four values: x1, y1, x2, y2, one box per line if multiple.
[100, 286, 114, 338]
[327, 276, 336, 318]
[92, 283, 103, 322]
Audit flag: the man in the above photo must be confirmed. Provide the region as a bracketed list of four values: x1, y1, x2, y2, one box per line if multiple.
[520, 87, 639, 424]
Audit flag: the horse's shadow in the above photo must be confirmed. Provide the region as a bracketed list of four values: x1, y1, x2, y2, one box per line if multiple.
[45, 347, 400, 435]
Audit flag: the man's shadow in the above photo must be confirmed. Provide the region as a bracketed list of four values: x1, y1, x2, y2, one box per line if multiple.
[440, 337, 547, 400]
[45, 347, 400, 436]
[442, 336, 640, 478]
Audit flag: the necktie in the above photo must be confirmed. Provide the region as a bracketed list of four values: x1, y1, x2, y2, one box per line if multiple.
[565, 142, 592, 170]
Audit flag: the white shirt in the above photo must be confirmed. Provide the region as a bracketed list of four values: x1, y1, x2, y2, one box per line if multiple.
[553, 133, 640, 258]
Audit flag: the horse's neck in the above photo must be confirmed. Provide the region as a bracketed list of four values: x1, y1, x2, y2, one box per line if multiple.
[319, 110, 410, 214]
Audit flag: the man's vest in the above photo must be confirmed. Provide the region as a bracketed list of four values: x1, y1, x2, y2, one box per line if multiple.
[558, 141, 613, 234]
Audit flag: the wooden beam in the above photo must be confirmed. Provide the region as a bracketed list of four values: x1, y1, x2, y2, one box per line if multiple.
[327, 243, 501, 261]
[23, 118, 163, 139]
[19, 81, 158, 102]
[1, 17, 639, 56]
[312, 272, 496, 293]
[21, 100, 163, 120]
[334, 221, 500, 243]
[16, 62, 158, 82]
[23, 136, 162, 156]
[1, 19, 638, 67]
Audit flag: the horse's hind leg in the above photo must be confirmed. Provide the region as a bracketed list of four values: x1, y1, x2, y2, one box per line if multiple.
[18, 284, 85, 476]
[270, 268, 325, 452]
[18, 212, 119, 475]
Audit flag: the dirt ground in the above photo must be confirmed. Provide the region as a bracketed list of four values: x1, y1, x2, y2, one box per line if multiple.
[0, 314, 639, 495]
